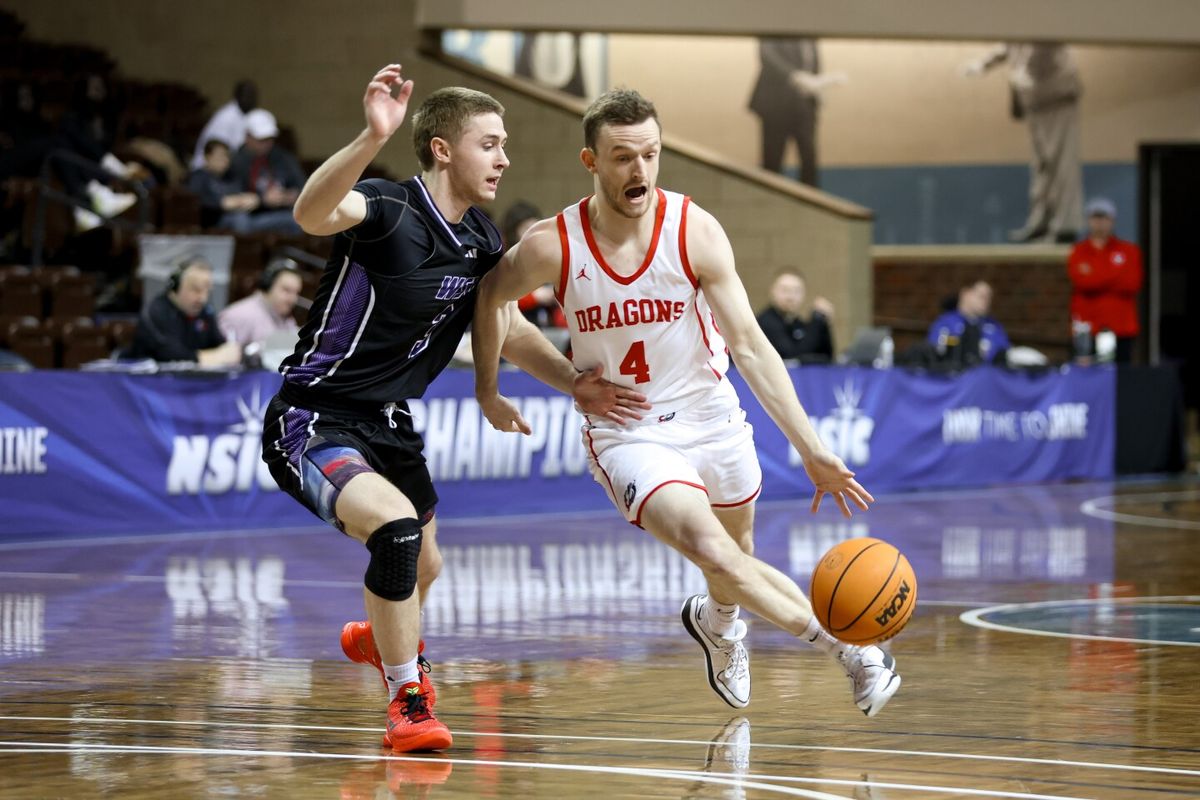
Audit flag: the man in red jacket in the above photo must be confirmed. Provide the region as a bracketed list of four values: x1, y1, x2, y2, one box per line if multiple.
[1067, 197, 1143, 363]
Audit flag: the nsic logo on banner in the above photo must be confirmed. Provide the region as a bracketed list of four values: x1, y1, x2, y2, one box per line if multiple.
[788, 380, 875, 469]
[166, 385, 278, 495]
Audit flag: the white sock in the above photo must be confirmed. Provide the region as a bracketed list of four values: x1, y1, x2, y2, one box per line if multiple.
[382, 657, 420, 702]
[800, 616, 854, 662]
[703, 596, 740, 638]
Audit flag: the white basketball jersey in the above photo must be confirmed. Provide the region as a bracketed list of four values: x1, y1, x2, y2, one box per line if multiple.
[557, 189, 729, 418]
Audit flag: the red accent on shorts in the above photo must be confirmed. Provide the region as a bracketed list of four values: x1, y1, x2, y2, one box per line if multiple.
[633, 479, 709, 527]
[711, 483, 762, 509]
[584, 424, 618, 506]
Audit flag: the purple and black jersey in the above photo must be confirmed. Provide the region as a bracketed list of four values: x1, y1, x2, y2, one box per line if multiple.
[278, 177, 502, 413]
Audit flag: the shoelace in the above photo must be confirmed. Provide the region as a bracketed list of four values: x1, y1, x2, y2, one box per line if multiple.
[724, 642, 749, 681]
[399, 689, 433, 723]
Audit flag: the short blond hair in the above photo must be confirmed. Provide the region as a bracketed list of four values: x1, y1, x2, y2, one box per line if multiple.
[411, 87, 505, 170]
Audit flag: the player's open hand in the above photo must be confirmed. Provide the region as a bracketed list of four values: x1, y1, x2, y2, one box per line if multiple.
[573, 365, 652, 425]
[364, 64, 413, 141]
[803, 448, 874, 518]
[479, 392, 532, 435]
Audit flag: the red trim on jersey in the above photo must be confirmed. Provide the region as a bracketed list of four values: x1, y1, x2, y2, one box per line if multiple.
[692, 297, 723, 381]
[555, 213, 570, 305]
[584, 424, 618, 505]
[679, 195, 699, 289]
[711, 483, 762, 509]
[694, 302, 714, 356]
[633, 480, 709, 527]
[579, 188, 668, 286]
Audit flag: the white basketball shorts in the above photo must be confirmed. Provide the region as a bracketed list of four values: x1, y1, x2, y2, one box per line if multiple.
[582, 381, 763, 526]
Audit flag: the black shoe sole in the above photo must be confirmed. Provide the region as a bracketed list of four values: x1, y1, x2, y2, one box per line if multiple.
[680, 596, 746, 709]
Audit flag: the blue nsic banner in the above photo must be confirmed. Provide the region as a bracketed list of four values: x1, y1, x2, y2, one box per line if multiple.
[0, 371, 309, 537]
[750, 364, 1116, 497]
[0, 365, 1114, 537]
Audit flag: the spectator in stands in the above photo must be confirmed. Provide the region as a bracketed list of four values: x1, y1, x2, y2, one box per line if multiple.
[225, 109, 305, 234]
[55, 73, 140, 231]
[0, 81, 53, 253]
[0, 80, 51, 174]
[504, 201, 567, 330]
[187, 139, 261, 229]
[927, 280, 1010, 366]
[218, 258, 303, 349]
[126, 257, 241, 366]
[756, 267, 835, 362]
[191, 80, 258, 169]
[1067, 197, 1143, 363]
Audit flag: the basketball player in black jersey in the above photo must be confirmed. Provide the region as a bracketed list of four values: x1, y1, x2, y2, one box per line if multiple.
[262, 65, 649, 753]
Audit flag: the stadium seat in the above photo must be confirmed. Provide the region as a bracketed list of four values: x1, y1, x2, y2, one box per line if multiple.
[101, 318, 137, 354]
[0, 314, 39, 347]
[5, 317, 53, 368]
[61, 318, 110, 368]
[48, 271, 96, 318]
[0, 270, 45, 317]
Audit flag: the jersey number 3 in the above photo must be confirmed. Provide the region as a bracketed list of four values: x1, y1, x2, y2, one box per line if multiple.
[619, 340, 651, 384]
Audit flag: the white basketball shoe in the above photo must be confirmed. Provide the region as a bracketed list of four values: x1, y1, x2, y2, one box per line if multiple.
[681, 595, 751, 708]
[839, 644, 901, 717]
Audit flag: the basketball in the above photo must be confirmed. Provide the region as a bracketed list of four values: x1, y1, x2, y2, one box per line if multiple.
[809, 537, 917, 645]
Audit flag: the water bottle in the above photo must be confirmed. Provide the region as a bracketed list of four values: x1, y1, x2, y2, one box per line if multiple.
[1095, 329, 1117, 362]
[1071, 320, 1092, 361]
[874, 335, 894, 369]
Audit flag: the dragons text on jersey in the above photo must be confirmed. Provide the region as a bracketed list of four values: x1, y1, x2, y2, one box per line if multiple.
[557, 189, 728, 418]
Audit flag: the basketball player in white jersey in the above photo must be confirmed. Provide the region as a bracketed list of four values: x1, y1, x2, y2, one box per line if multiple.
[472, 89, 900, 716]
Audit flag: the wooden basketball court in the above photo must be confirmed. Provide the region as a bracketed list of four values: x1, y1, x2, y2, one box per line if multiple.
[2, 479, 1198, 798]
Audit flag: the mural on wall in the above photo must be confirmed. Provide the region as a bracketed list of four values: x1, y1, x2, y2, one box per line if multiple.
[442, 30, 608, 100]
[962, 43, 1085, 244]
[748, 37, 848, 188]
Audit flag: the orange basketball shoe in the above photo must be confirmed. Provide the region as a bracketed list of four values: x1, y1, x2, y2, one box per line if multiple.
[340, 621, 437, 709]
[385, 682, 452, 753]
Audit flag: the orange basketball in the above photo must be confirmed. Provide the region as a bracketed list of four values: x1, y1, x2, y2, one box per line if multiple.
[809, 537, 917, 645]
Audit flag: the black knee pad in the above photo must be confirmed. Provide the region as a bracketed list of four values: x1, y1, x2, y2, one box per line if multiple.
[364, 518, 423, 601]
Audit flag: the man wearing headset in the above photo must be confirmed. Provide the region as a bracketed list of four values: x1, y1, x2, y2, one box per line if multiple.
[218, 258, 304, 349]
[126, 257, 242, 365]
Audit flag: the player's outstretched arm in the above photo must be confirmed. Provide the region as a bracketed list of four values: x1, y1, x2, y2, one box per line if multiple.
[293, 64, 414, 236]
[687, 204, 874, 518]
[473, 222, 565, 433]
[473, 221, 650, 433]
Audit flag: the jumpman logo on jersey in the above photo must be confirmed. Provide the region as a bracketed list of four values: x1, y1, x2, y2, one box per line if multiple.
[577, 263, 592, 281]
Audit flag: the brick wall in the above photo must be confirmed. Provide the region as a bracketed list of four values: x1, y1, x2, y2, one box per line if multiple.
[873, 245, 1074, 362]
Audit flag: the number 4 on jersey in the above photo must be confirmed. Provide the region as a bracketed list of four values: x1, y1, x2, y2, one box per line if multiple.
[620, 340, 651, 384]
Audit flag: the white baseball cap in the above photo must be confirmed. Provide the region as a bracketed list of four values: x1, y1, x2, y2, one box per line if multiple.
[1085, 197, 1117, 218]
[245, 109, 279, 139]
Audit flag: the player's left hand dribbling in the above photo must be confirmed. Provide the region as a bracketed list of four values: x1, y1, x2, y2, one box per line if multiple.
[572, 365, 651, 425]
[804, 448, 874, 518]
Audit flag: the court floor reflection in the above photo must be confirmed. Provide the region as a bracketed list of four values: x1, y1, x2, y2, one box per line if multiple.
[1, 479, 1197, 799]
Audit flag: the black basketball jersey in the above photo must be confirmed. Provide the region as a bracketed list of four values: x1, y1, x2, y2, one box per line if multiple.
[278, 177, 502, 413]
